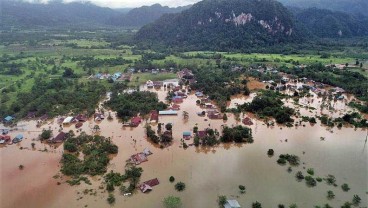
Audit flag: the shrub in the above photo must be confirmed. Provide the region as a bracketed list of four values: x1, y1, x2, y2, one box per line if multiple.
[341, 183, 350, 192]
[307, 168, 314, 175]
[107, 194, 115, 204]
[175, 182, 186, 191]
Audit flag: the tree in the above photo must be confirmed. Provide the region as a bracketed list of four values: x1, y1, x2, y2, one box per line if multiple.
[169, 176, 175, 183]
[341, 183, 350, 192]
[267, 149, 274, 156]
[327, 190, 335, 199]
[165, 123, 173, 131]
[223, 113, 228, 120]
[239, 185, 246, 193]
[31, 142, 35, 149]
[252, 201, 262, 208]
[360, 62, 363, 68]
[352, 195, 361, 205]
[18, 165, 24, 170]
[93, 125, 101, 133]
[107, 193, 115, 204]
[296, 171, 304, 180]
[218, 195, 227, 207]
[163, 196, 182, 208]
[40, 129, 52, 140]
[175, 182, 186, 191]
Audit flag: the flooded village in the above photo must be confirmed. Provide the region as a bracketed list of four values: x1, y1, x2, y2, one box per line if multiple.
[1, 67, 367, 208]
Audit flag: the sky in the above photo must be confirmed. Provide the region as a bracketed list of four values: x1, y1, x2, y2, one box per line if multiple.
[21, 0, 201, 8]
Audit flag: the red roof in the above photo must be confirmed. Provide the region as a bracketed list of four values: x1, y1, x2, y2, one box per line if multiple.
[131, 116, 142, 126]
[172, 98, 183, 103]
[197, 131, 207, 139]
[171, 104, 180, 110]
[143, 178, 159, 187]
[150, 111, 158, 121]
[242, 117, 254, 126]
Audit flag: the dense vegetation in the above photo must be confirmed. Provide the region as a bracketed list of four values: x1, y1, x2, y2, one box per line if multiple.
[106, 91, 167, 121]
[293, 8, 368, 38]
[136, 0, 301, 51]
[220, 125, 253, 143]
[191, 66, 249, 112]
[61, 133, 118, 176]
[0, 77, 106, 118]
[109, 4, 191, 27]
[279, 0, 368, 17]
[239, 91, 294, 124]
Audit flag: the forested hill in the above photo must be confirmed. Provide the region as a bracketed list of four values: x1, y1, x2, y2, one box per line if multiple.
[135, 0, 303, 51]
[293, 8, 368, 38]
[278, 0, 368, 17]
[109, 4, 191, 27]
[0, 1, 119, 29]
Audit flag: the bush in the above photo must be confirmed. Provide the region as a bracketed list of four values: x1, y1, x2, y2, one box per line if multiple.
[252, 201, 262, 208]
[267, 149, 274, 156]
[107, 194, 115, 205]
[218, 195, 227, 207]
[296, 171, 304, 180]
[239, 185, 246, 193]
[169, 176, 175, 183]
[307, 168, 314, 175]
[341, 183, 350, 192]
[163, 196, 182, 208]
[305, 176, 317, 187]
[175, 182, 186, 191]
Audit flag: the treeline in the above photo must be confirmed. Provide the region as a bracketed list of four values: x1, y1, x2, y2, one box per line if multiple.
[78, 57, 133, 69]
[105, 91, 167, 121]
[0, 76, 106, 118]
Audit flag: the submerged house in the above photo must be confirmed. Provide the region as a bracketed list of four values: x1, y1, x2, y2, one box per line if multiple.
[49, 132, 66, 143]
[150, 111, 159, 123]
[159, 110, 178, 116]
[0, 135, 11, 144]
[242, 117, 254, 126]
[224, 199, 241, 208]
[130, 153, 148, 165]
[3, 116, 14, 123]
[146, 80, 154, 88]
[63, 116, 74, 124]
[131, 116, 142, 127]
[12, 134, 23, 143]
[139, 178, 160, 193]
[183, 131, 192, 140]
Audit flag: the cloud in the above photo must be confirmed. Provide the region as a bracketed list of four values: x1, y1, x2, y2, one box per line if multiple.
[22, 0, 201, 8]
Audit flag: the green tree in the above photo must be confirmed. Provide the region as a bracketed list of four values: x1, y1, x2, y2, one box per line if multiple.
[169, 176, 175, 183]
[239, 185, 246, 193]
[40, 129, 52, 140]
[107, 193, 115, 204]
[218, 195, 227, 207]
[163, 196, 182, 208]
[252, 201, 262, 208]
[341, 183, 350, 192]
[175, 182, 186, 191]
[327, 190, 335, 199]
[352, 195, 361, 206]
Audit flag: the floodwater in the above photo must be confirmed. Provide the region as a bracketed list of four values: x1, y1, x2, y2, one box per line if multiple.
[1, 85, 367, 208]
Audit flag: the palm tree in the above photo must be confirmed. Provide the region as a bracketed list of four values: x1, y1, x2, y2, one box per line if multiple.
[352, 195, 361, 205]
[93, 125, 101, 133]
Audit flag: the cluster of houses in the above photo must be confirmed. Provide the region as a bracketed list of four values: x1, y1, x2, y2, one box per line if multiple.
[58, 114, 88, 127]
[0, 129, 23, 145]
[128, 148, 161, 193]
[91, 72, 131, 82]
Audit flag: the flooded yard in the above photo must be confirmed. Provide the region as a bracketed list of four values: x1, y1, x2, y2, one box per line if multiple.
[1, 86, 367, 208]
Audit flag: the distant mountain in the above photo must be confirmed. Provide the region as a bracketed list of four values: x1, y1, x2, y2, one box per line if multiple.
[293, 8, 368, 38]
[0, 1, 120, 29]
[278, 0, 368, 17]
[109, 4, 191, 27]
[135, 0, 303, 51]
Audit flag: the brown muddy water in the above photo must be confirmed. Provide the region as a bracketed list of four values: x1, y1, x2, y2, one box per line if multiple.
[1, 85, 367, 208]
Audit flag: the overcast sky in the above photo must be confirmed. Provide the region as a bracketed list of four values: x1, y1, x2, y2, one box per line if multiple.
[22, 0, 201, 8]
